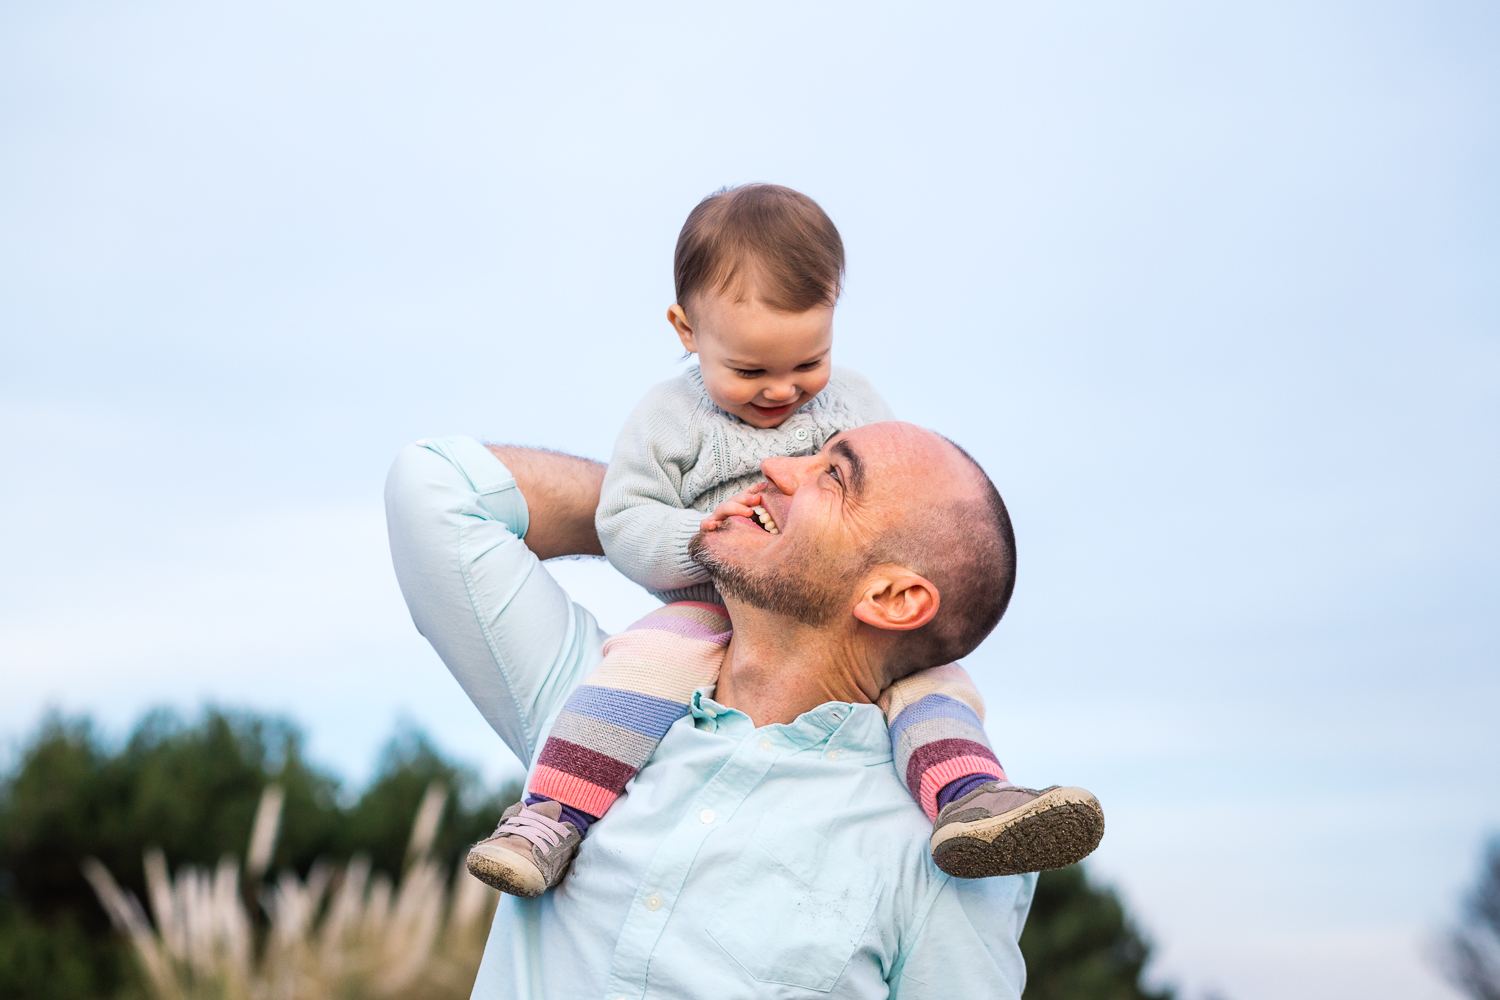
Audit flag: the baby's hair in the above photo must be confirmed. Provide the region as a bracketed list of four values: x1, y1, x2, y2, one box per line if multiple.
[674, 184, 845, 315]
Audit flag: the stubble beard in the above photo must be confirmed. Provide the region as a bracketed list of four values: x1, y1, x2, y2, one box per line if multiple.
[688, 529, 850, 628]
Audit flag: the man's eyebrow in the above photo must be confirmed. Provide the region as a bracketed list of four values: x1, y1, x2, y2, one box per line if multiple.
[831, 438, 865, 495]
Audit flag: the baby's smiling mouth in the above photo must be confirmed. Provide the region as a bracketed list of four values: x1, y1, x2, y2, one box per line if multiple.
[750, 400, 798, 416]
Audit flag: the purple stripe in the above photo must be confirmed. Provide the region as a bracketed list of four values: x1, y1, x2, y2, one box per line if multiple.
[621, 612, 732, 644]
[563, 685, 690, 738]
[937, 774, 1001, 812]
[889, 694, 984, 741]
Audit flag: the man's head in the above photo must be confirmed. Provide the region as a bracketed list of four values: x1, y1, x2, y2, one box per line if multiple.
[667, 184, 844, 429]
[688, 422, 1016, 685]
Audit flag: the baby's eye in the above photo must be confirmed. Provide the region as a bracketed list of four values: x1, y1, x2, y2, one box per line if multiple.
[733, 368, 766, 379]
[794, 360, 824, 372]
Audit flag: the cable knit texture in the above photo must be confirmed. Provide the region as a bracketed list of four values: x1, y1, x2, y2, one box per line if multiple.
[596, 365, 895, 603]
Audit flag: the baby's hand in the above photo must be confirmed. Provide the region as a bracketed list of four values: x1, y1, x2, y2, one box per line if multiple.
[700, 483, 769, 532]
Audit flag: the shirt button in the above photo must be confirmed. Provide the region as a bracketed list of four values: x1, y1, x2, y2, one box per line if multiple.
[646, 893, 662, 911]
[759, 738, 772, 751]
[794, 427, 809, 441]
[700, 809, 715, 824]
[826, 749, 841, 761]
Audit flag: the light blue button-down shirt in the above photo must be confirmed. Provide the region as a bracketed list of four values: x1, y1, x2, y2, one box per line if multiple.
[385, 437, 1034, 1000]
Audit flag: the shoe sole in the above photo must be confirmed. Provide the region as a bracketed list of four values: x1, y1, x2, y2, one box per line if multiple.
[930, 786, 1105, 879]
[466, 844, 548, 898]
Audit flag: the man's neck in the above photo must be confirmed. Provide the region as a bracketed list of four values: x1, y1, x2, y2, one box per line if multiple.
[711, 599, 887, 727]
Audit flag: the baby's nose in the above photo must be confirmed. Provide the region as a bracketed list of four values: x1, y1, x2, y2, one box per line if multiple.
[762, 383, 798, 402]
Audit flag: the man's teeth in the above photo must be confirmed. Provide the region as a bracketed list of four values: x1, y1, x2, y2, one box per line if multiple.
[751, 506, 779, 534]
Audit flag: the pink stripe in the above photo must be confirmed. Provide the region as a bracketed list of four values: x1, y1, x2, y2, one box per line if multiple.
[916, 754, 1007, 821]
[628, 601, 728, 628]
[529, 764, 618, 818]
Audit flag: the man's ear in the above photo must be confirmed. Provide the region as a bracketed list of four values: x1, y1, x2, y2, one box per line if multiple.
[851, 566, 940, 633]
[668, 304, 697, 354]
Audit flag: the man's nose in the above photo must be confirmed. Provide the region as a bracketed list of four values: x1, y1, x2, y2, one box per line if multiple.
[760, 456, 804, 496]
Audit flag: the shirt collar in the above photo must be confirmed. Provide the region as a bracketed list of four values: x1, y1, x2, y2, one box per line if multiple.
[690, 687, 892, 763]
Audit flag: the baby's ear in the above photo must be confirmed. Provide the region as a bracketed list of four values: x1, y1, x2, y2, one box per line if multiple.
[852, 567, 939, 633]
[667, 304, 696, 354]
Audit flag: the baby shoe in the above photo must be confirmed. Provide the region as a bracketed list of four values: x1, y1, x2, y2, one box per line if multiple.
[466, 800, 581, 897]
[930, 783, 1104, 879]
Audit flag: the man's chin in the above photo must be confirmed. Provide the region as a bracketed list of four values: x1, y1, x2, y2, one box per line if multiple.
[688, 533, 844, 629]
[688, 530, 741, 590]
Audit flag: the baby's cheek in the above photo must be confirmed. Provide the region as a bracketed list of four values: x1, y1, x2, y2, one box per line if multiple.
[705, 372, 755, 407]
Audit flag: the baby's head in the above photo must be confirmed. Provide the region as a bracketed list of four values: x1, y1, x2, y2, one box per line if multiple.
[669, 184, 844, 429]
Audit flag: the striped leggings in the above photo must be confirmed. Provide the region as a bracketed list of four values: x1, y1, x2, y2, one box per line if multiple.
[527, 603, 1003, 829]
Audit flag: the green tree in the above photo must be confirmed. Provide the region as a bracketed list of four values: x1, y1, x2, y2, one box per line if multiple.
[1443, 837, 1500, 1000]
[333, 724, 512, 878]
[1021, 863, 1174, 1000]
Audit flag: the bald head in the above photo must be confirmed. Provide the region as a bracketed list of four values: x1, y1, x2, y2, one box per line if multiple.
[875, 435, 1016, 676]
[690, 421, 1016, 684]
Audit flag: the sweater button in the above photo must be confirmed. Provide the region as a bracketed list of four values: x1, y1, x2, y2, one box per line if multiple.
[794, 427, 809, 441]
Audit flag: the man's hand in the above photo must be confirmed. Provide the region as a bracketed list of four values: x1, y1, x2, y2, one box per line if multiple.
[700, 482, 769, 533]
[486, 446, 607, 560]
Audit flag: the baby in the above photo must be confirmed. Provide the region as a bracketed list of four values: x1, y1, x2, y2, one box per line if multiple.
[466, 184, 1103, 897]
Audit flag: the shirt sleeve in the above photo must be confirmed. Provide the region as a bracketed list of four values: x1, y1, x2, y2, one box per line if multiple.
[384, 436, 607, 764]
[887, 873, 1036, 999]
[594, 378, 716, 593]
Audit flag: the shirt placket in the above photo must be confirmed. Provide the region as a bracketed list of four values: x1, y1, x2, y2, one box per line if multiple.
[601, 733, 783, 1000]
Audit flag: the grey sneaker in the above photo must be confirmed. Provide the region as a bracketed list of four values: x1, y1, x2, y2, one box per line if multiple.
[466, 800, 581, 897]
[930, 783, 1104, 879]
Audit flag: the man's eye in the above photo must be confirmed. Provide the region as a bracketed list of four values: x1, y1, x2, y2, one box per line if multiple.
[828, 465, 843, 485]
[734, 368, 765, 379]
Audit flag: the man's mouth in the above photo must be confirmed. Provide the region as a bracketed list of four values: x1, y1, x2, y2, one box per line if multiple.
[749, 504, 780, 534]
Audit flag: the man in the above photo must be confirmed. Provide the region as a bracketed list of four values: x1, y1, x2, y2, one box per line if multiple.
[385, 421, 1036, 998]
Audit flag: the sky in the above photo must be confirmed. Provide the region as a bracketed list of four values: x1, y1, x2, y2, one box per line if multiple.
[2, 2, 1497, 998]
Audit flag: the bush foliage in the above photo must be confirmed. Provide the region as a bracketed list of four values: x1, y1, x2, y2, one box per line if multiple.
[0, 709, 514, 999]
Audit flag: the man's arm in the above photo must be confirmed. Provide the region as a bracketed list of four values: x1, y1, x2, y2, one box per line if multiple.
[486, 445, 606, 560]
[385, 438, 608, 763]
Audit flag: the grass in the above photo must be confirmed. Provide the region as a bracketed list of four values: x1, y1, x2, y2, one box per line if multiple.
[82, 783, 497, 1000]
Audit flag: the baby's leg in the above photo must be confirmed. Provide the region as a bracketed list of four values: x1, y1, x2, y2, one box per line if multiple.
[884, 664, 1105, 879]
[881, 663, 1007, 822]
[466, 602, 731, 895]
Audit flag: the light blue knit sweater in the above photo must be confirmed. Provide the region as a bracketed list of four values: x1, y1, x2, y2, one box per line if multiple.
[596, 365, 894, 603]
